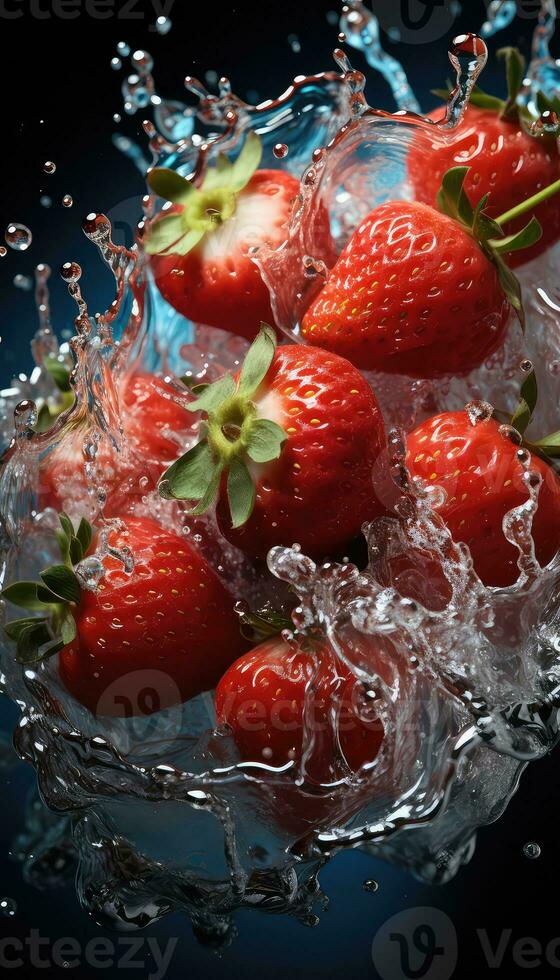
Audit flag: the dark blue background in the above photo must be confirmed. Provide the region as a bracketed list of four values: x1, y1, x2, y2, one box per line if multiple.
[1, 2, 559, 977]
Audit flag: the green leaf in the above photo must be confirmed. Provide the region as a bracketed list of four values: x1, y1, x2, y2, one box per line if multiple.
[159, 439, 220, 505]
[167, 227, 205, 257]
[228, 132, 263, 193]
[431, 87, 453, 101]
[40, 565, 81, 605]
[59, 512, 74, 540]
[202, 152, 234, 192]
[44, 356, 71, 392]
[436, 167, 474, 227]
[36, 584, 66, 605]
[69, 537, 84, 565]
[469, 87, 505, 113]
[498, 47, 526, 121]
[511, 369, 538, 435]
[76, 518, 93, 556]
[246, 419, 287, 463]
[536, 90, 560, 117]
[238, 325, 277, 396]
[186, 374, 236, 415]
[147, 167, 196, 205]
[56, 528, 71, 564]
[60, 612, 77, 646]
[1, 582, 46, 612]
[489, 217, 543, 255]
[145, 214, 189, 256]
[227, 458, 256, 529]
[238, 603, 293, 643]
[188, 461, 224, 516]
[494, 254, 525, 330]
[4, 617, 41, 641]
[534, 431, 560, 457]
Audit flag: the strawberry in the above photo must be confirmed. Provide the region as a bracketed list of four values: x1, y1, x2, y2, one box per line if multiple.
[39, 371, 195, 518]
[2, 514, 247, 716]
[301, 166, 543, 378]
[408, 47, 560, 268]
[146, 133, 318, 341]
[159, 325, 386, 560]
[406, 399, 560, 587]
[215, 635, 385, 783]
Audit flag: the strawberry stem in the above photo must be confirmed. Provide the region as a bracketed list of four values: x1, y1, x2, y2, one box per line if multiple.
[496, 177, 560, 228]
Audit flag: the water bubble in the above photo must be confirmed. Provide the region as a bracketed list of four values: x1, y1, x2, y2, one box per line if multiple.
[113, 113, 121, 123]
[5, 223, 32, 252]
[40, 195, 52, 209]
[523, 842, 541, 860]
[43, 160, 56, 174]
[116, 41, 130, 56]
[82, 212, 112, 244]
[338, 32, 347, 43]
[155, 15, 172, 35]
[465, 400, 494, 426]
[0, 898, 17, 918]
[76, 556, 105, 591]
[62, 195, 73, 208]
[520, 358, 533, 373]
[60, 261, 82, 283]
[13, 274, 33, 291]
[326, 10, 338, 25]
[0, 246, 6, 257]
[132, 49, 154, 74]
[273, 143, 289, 159]
[363, 879, 379, 893]
[111, 57, 122, 71]
[14, 400, 38, 435]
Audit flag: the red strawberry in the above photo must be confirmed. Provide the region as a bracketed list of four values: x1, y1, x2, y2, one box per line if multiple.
[215, 636, 385, 783]
[301, 198, 511, 377]
[408, 47, 560, 268]
[2, 514, 247, 717]
[159, 326, 386, 560]
[406, 409, 560, 587]
[146, 134, 327, 341]
[39, 372, 195, 518]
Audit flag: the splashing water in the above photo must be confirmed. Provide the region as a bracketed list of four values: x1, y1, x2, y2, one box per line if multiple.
[480, 1, 517, 39]
[2, 0, 560, 941]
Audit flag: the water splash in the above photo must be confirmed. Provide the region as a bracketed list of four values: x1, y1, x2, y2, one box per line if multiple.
[480, 1, 517, 39]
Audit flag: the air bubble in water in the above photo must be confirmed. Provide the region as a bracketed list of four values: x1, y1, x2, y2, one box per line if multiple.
[111, 57, 122, 71]
[116, 41, 130, 56]
[523, 842, 541, 860]
[113, 113, 121, 123]
[60, 261, 82, 282]
[62, 195, 73, 208]
[0, 898, 16, 918]
[155, 15, 172, 35]
[13, 274, 33, 291]
[363, 879, 379, 893]
[5, 223, 32, 252]
[273, 143, 289, 159]
[43, 160, 56, 174]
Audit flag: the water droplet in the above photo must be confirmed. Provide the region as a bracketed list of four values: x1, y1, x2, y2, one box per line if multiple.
[288, 33, 301, 53]
[60, 261, 82, 283]
[62, 195, 73, 208]
[14, 400, 38, 435]
[40, 195, 52, 209]
[363, 879, 379, 893]
[43, 160, 56, 174]
[113, 113, 121, 123]
[273, 142, 289, 159]
[0, 898, 17, 918]
[531, 110, 559, 138]
[5, 223, 32, 252]
[338, 31, 347, 42]
[520, 358, 533, 373]
[82, 212, 112, 244]
[523, 842, 541, 860]
[326, 10, 338, 25]
[76, 556, 105, 591]
[0, 246, 6, 257]
[116, 41, 130, 56]
[465, 400, 493, 426]
[131, 49, 154, 74]
[155, 15, 172, 35]
[13, 274, 33, 291]
[111, 57, 122, 71]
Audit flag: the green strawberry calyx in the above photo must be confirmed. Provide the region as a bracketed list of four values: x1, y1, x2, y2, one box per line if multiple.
[1, 513, 92, 664]
[504, 369, 560, 465]
[35, 355, 75, 433]
[437, 165, 545, 330]
[159, 324, 286, 529]
[145, 131, 263, 257]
